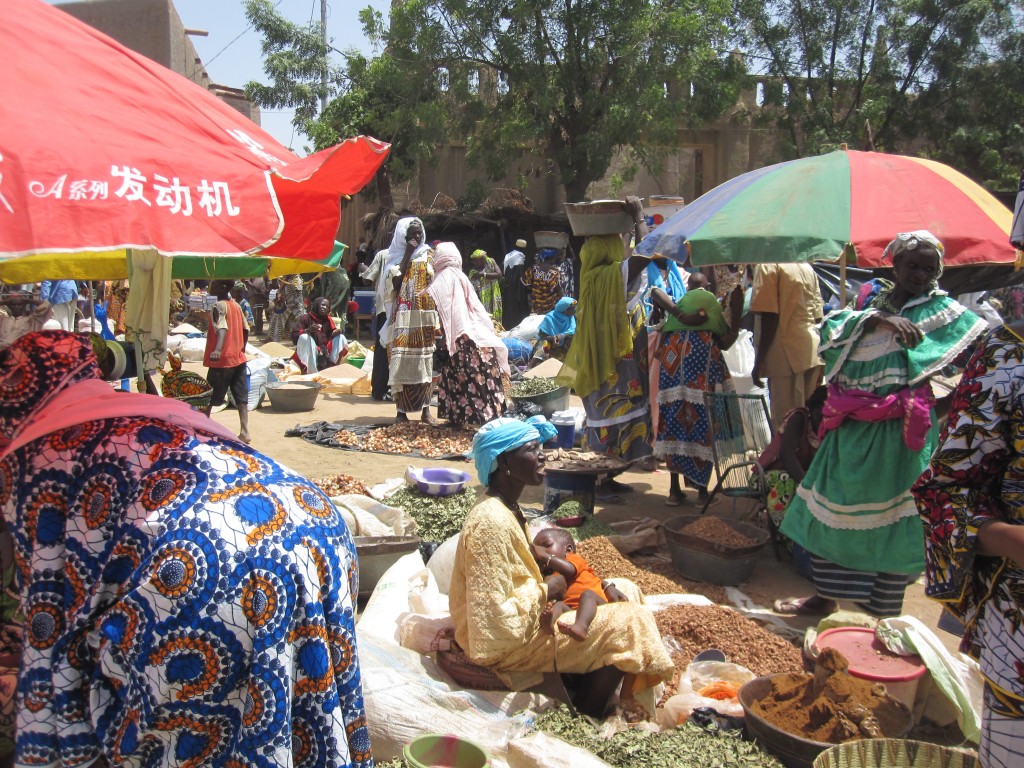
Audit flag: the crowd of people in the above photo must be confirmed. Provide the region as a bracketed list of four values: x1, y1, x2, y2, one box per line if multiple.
[3, 193, 1024, 765]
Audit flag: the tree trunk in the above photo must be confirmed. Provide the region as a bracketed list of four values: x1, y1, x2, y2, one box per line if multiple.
[376, 165, 394, 212]
[564, 175, 591, 203]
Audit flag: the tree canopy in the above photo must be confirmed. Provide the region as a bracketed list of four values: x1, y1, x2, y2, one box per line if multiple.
[735, 0, 1023, 188]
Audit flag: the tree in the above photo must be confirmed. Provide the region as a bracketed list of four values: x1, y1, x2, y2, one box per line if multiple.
[735, 0, 1020, 182]
[361, 0, 743, 201]
[242, 0, 338, 143]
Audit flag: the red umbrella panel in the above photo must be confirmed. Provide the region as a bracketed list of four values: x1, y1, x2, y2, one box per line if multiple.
[0, 0, 389, 262]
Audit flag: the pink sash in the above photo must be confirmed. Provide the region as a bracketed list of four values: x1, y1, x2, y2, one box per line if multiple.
[819, 383, 934, 450]
[1, 379, 238, 461]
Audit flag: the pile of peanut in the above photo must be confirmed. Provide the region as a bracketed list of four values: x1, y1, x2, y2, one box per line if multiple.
[677, 516, 760, 548]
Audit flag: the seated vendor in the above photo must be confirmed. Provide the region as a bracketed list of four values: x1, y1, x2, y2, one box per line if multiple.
[448, 417, 674, 718]
[292, 296, 347, 374]
[530, 297, 576, 367]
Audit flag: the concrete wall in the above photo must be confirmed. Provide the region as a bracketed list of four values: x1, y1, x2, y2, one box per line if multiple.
[57, 0, 258, 120]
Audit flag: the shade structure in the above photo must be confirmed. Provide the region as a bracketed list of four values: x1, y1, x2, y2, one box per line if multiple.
[0, 244, 346, 284]
[635, 149, 1015, 269]
[0, 0, 389, 263]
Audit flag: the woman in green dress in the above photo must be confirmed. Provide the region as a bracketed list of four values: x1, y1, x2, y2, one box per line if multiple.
[776, 231, 986, 617]
[468, 249, 503, 325]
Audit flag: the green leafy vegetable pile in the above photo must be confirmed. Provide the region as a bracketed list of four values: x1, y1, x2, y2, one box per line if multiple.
[388, 486, 477, 543]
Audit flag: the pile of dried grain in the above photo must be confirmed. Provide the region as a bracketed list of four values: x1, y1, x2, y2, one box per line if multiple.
[676, 517, 760, 548]
[576, 537, 690, 595]
[655, 604, 804, 679]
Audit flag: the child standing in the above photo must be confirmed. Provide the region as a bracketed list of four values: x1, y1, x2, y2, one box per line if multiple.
[532, 527, 626, 641]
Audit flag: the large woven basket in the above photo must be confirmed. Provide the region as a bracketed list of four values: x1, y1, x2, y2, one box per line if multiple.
[161, 371, 213, 415]
[812, 740, 978, 768]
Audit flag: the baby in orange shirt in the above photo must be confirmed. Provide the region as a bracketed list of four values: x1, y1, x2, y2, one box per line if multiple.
[532, 527, 627, 640]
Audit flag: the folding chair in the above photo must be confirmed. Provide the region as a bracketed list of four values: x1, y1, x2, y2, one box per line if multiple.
[700, 391, 782, 559]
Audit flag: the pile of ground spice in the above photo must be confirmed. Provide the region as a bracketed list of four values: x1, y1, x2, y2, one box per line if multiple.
[749, 648, 911, 744]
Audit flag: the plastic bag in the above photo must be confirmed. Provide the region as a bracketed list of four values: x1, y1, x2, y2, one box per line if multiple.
[658, 660, 756, 728]
[722, 329, 755, 378]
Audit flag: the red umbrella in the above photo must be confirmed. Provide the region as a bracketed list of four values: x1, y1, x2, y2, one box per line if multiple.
[0, 0, 389, 263]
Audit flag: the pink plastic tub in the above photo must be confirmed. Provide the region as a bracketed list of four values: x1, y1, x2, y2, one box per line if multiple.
[814, 627, 927, 712]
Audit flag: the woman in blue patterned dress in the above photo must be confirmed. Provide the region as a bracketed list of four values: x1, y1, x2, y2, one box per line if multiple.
[650, 274, 737, 505]
[0, 331, 371, 768]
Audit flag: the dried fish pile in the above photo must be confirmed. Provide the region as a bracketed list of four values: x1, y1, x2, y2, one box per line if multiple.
[576, 537, 695, 595]
[544, 448, 622, 471]
[677, 517, 759, 548]
[315, 474, 371, 497]
[511, 377, 560, 397]
[387, 486, 477, 543]
[362, 422, 474, 458]
[655, 605, 804, 678]
[534, 706, 786, 768]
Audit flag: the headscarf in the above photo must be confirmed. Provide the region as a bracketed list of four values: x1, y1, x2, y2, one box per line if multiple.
[471, 416, 557, 485]
[644, 256, 686, 315]
[504, 249, 526, 271]
[881, 230, 945, 277]
[426, 243, 510, 375]
[376, 216, 428, 318]
[556, 235, 633, 398]
[538, 297, 577, 337]
[661, 288, 729, 337]
[470, 249, 488, 261]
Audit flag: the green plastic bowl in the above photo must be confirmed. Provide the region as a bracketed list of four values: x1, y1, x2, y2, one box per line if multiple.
[346, 357, 366, 369]
[403, 734, 491, 768]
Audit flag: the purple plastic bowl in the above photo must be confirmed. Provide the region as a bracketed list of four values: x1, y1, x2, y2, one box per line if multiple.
[411, 467, 471, 497]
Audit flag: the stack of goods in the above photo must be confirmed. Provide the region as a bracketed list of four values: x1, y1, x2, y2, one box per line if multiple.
[315, 473, 372, 497]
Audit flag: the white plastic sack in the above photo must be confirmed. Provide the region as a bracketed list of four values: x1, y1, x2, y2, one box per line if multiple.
[426, 534, 460, 595]
[398, 613, 454, 654]
[246, 357, 275, 410]
[330, 497, 394, 537]
[658, 660, 756, 728]
[409, 568, 449, 615]
[504, 314, 545, 343]
[177, 336, 208, 363]
[507, 730, 614, 768]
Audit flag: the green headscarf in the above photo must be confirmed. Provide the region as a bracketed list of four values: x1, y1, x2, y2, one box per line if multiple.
[662, 288, 729, 337]
[557, 235, 633, 398]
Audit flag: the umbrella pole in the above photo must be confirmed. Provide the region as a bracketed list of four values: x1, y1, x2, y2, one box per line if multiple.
[839, 251, 848, 307]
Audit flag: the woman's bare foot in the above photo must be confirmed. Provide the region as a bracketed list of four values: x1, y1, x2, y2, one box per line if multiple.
[238, 433, 252, 445]
[557, 619, 589, 642]
[421, 409, 439, 425]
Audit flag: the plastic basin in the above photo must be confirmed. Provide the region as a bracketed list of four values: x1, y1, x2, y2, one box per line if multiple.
[346, 357, 366, 369]
[265, 381, 321, 412]
[564, 200, 634, 236]
[408, 467, 471, 497]
[403, 734, 491, 768]
[663, 515, 769, 586]
[813, 627, 928, 712]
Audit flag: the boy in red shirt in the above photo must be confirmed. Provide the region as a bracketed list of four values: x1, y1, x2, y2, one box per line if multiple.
[532, 527, 627, 641]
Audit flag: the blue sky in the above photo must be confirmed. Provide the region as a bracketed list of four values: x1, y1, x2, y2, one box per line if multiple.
[50, 0, 388, 153]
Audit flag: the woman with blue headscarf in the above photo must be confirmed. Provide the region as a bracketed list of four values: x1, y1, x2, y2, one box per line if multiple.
[448, 418, 674, 718]
[531, 297, 577, 366]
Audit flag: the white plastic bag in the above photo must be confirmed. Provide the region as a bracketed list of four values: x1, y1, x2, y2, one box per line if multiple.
[722, 329, 755, 378]
[398, 613, 454, 654]
[507, 730, 614, 768]
[658, 660, 756, 728]
[408, 568, 448, 615]
[426, 534, 461, 595]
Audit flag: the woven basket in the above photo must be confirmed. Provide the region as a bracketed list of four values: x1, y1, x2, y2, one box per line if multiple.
[812, 740, 978, 768]
[161, 371, 213, 415]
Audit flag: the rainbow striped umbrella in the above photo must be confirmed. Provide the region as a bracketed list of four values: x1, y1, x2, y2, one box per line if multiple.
[636, 149, 1015, 268]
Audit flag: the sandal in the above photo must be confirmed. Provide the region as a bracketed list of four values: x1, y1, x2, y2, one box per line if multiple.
[665, 493, 687, 506]
[773, 596, 836, 616]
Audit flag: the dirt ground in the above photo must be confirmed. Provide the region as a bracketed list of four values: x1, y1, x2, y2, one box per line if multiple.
[196, 351, 960, 656]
